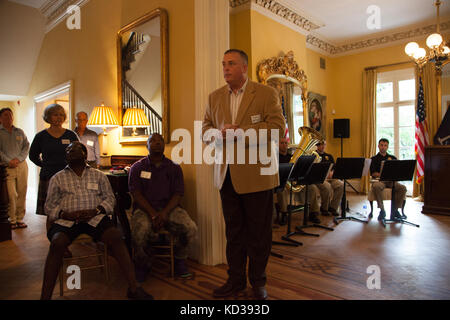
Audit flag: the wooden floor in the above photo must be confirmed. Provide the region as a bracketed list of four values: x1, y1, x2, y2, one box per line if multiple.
[1, 193, 449, 300]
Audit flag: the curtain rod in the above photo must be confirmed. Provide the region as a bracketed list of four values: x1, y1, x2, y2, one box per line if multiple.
[364, 61, 413, 71]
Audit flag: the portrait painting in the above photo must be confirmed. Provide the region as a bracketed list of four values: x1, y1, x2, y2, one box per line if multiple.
[307, 92, 326, 137]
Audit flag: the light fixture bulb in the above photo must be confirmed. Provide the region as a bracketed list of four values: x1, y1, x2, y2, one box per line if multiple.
[443, 46, 450, 55]
[405, 42, 419, 56]
[426, 33, 443, 48]
[413, 48, 426, 60]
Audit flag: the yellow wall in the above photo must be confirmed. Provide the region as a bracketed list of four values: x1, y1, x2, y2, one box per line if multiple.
[14, 0, 197, 219]
[249, 10, 308, 81]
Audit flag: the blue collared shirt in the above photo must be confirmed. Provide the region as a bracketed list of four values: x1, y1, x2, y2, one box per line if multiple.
[0, 125, 30, 165]
[75, 127, 100, 164]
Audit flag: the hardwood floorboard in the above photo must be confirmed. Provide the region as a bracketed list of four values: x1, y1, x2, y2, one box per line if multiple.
[0, 194, 449, 300]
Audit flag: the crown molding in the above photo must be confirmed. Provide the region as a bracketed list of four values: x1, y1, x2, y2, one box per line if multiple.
[230, 0, 450, 57]
[230, 0, 320, 35]
[39, 0, 90, 33]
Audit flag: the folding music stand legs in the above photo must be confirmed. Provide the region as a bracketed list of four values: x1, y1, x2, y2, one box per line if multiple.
[279, 186, 303, 246]
[380, 182, 420, 228]
[334, 179, 368, 225]
[295, 185, 334, 236]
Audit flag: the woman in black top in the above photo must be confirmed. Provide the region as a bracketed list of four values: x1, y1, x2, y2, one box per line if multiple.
[29, 104, 79, 220]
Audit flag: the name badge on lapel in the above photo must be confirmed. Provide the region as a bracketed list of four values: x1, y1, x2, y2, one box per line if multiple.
[87, 183, 98, 190]
[251, 114, 262, 124]
[87, 140, 94, 147]
[61, 139, 70, 144]
[140, 171, 152, 179]
[16, 135, 22, 141]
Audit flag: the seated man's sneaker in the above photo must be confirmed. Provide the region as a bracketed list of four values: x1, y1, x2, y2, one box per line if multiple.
[174, 258, 193, 278]
[309, 212, 321, 224]
[127, 287, 154, 300]
[378, 209, 386, 221]
[213, 280, 247, 298]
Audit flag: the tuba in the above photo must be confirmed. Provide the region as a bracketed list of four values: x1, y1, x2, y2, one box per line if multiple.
[285, 126, 324, 193]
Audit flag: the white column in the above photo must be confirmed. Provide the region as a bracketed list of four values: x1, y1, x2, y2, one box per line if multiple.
[193, 0, 229, 265]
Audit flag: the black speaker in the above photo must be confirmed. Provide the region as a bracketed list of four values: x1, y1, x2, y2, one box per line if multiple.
[334, 119, 350, 138]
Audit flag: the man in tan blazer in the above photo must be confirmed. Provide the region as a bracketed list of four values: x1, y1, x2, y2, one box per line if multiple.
[203, 49, 285, 300]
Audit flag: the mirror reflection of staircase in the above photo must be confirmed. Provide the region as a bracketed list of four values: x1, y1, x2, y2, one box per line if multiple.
[121, 32, 162, 136]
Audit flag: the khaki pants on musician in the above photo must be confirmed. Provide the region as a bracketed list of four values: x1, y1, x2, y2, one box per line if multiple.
[6, 161, 28, 224]
[316, 179, 344, 212]
[276, 184, 320, 213]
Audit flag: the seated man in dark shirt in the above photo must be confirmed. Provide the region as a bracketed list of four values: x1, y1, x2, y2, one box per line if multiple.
[370, 138, 407, 220]
[129, 133, 197, 282]
[315, 140, 343, 217]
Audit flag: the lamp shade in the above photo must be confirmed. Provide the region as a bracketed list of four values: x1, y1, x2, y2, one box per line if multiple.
[122, 108, 150, 127]
[426, 33, 443, 48]
[404, 42, 419, 56]
[87, 104, 119, 127]
[413, 48, 427, 60]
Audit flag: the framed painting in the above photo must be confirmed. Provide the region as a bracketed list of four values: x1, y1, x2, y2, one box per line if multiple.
[307, 92, 326, 137]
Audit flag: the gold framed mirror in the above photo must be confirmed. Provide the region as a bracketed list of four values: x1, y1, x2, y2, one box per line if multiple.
[256, 51, 308, 144]
[117, 8, 169, 144]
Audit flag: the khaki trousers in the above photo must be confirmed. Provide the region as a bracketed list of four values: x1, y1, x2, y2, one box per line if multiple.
[6, 161, 28, 224]
[316, 179, 344, 211]
[276, 184, 320, 213]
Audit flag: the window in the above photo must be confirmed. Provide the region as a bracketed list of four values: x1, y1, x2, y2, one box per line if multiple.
[292, 86, 304, 144]
[376, 68, 416, 194]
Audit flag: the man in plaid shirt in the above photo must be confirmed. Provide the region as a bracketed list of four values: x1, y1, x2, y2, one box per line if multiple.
[40, 141, 153, 300]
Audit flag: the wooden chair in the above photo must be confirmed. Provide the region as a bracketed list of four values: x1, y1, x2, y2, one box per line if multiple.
[147, 230, 175, 278]
[368, 180, 406, 218]
[59, 234, 109, 296]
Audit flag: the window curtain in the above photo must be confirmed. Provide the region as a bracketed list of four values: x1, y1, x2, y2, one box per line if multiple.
[361, 69, 377, 194]
[283, 82, 295, 141]
[413, 63, 439, 198]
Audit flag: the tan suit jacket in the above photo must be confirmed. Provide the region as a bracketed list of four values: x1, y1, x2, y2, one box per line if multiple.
[202, 80, 285, 194]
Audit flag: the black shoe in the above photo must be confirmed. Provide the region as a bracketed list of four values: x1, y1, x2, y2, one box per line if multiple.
[309, 212, 321, 224]
[321, 210, 331, 216]
[329, 208, 339, 217]
[378, 210, 386, 221]
[127, 287, 154, 300]
[252, 286, 268, 300]
[392, 210, 403, 220]
[213, 281, 246, 298]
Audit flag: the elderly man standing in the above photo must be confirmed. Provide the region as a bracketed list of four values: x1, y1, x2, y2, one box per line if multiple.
[0, 108, 30, 229]
[129, 133, 197, 282]
[203, 49, 285, 300]
[74, 111, 100, 168]
[41, 141, 153, 300]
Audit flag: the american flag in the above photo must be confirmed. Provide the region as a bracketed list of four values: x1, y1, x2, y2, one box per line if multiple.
[415, 76, 429, 184]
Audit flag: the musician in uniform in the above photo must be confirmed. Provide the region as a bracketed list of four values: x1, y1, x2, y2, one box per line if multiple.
[370, 138, 406, 220]
[315, 140, 343, 217]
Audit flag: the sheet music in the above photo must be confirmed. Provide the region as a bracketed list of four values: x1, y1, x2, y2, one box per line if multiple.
[362, 158, 372, 176]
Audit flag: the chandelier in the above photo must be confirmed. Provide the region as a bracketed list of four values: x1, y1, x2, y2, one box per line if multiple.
[405, 0, 449, 70]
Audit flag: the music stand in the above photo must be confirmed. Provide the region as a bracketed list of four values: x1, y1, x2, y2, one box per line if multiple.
[294, 162, 335, 236]
[379, 160, 419, 228]
[276, 155, 316, 246]
[333, 157, 368, 224]
[272, 162, 299, 251]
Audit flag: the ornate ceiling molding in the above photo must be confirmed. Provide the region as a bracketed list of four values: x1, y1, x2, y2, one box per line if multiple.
[40, 0, 90, 33]
[307, 21, 450, 56]
[230, 0, 450, 57]
[230, 0, 320, 33]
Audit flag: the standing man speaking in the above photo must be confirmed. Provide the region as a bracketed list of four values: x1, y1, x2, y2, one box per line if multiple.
[202, 49, 285, 300]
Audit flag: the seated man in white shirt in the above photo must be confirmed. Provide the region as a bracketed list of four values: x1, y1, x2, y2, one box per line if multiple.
[41, 141, 153, 300]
